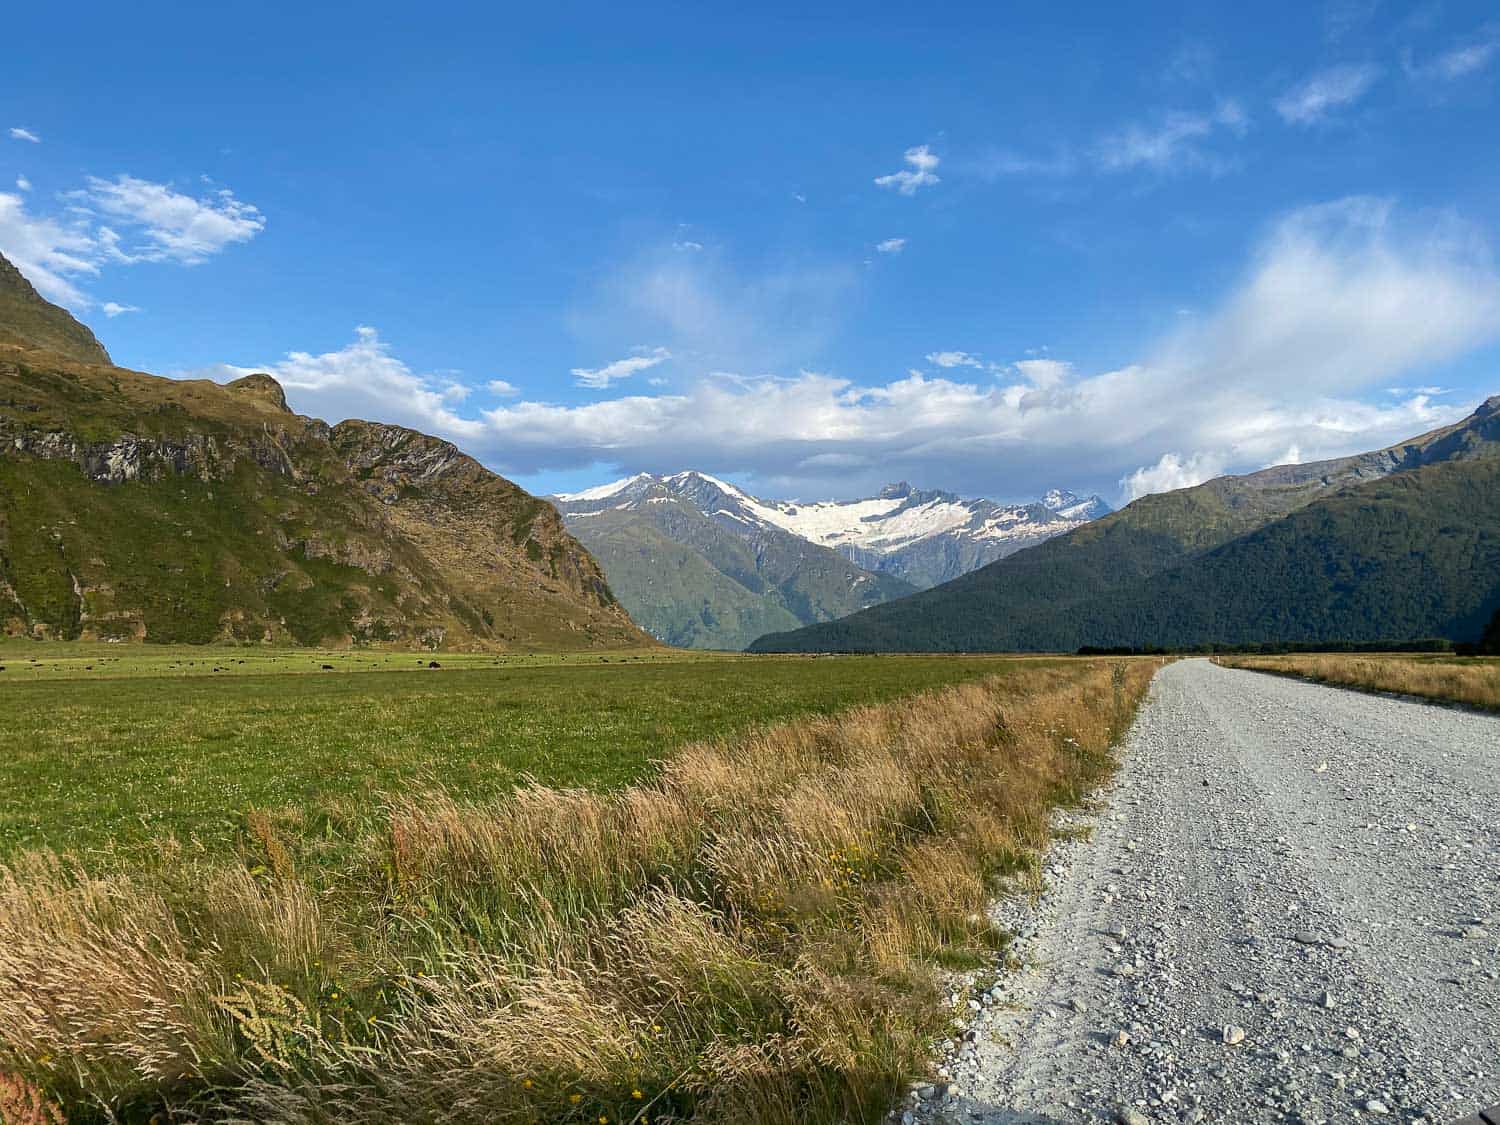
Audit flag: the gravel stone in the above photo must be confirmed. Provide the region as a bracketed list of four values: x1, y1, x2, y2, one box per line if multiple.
[896, 659, 1500, 1124]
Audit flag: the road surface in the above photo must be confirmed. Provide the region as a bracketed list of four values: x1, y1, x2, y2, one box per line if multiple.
[907, 658, 1499, 1125]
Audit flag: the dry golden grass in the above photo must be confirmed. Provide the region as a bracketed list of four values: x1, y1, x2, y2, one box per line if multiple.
[0, 659, 1158, 1124]
[1218, 653, 1500, 711]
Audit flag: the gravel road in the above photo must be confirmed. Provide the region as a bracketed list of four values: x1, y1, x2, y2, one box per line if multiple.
[902, 658, 1499, 1125]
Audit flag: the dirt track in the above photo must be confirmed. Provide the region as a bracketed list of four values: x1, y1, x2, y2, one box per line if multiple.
[908, 658, 1499, 1125]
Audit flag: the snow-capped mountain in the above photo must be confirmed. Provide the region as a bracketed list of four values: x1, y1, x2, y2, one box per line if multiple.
[554, 471, 1110, 601]
[550, 472, 917, 649]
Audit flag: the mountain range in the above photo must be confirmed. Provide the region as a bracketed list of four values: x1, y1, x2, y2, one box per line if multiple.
[552, 472, 1109, 649]
[750, 400, 1500, 653]
[0, 251, 647, 650]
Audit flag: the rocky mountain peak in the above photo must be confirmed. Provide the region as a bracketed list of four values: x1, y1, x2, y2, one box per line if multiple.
[878, 481, 914, 499]
[225, 373, 291, 412]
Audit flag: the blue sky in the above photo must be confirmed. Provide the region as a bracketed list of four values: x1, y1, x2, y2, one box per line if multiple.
[4, 1, 1499, 503]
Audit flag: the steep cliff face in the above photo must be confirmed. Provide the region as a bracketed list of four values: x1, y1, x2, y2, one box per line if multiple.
[0, 254, 649, 649]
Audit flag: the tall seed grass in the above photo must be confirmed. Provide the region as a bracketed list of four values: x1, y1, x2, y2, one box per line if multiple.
[1219, 653, 1500, 711]
[0, 660, 1157, 1124]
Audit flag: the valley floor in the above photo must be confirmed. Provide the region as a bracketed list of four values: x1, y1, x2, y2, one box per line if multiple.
[0, 643, 1057, 856]
[917, 659, 1499, 1125]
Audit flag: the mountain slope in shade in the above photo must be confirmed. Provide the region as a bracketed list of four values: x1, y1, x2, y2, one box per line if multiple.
[552, 473, 916, 648]
[0, 252, 648, 649]
[749, 398, 1500, 652]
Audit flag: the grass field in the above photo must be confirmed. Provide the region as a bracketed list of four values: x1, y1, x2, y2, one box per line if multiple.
[0, 652, 1156, 1125]
[0, 642, 1062, 857]
[1218, 652, 1500, 711]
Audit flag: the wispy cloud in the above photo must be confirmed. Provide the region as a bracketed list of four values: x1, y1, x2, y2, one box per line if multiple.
[874, 145, 941, 195]
[487, 379, 520, 396]
[875, 237, 906, 255]
[571, 347, 671, 390]
[1097, 101, 1249, 173]
[925, 350, 984, 369]
[101, 301, 140, 317]
[1275, 63, 1381, 125]
[14, 176, 30, 192]
[8, 127, 40, 144]
[1403, 25, 1500, 82]
[0, 173, 265, 309]
[73, 175, 265, 264]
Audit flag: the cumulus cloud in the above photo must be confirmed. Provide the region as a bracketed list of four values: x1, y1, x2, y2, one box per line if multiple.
[487, 379, 520, 396]
[1012, 358, 1071, 389]
[227, 198, 1500, 504]
[875, 145, 940, 195]
[571, 347, 671, 390]
[0, 173, 264, 309]
[1097, 101, 1248, 174]
[875, 237, 906, 254]
[207, 326, 487, 441]
[1119, 452, 1227, 501]
[15, 176, 30, 192]
[1275, 64, 1381, 125]
[8, 127, 40, 143]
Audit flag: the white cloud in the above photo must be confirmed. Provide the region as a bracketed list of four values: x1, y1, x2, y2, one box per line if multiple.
[15, 176, 30, 192]
[8, 127, 40, 144]
[208, 326, 486, 440]
[0, 191, 104, 306]
[0, 173, 264, 310]
[1275, 64, 1381, 125]
[874, 145, 940, 195]
[1097, 101, 1248, 173]
[487, 379, 520, 396]
[1012, 358, 1072, 389]
[571, 347, 671, 390]
[925, 350, 984, 369]
[73, 175, 265, 264]
[101, 301, 140, 317]
[1404, 27, 1500, 82]
[1119, 452, 1227, 501]
[673, 240, 704, 252]
[224, 199, 1500, 504]
[875, 237, 906, 254]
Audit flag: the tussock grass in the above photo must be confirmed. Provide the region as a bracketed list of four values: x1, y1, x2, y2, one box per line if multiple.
[1219, 653, 1500, 711]
[0, 660, 1156, 1124]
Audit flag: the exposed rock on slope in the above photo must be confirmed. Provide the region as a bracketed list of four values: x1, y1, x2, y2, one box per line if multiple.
[0, 251, 647, 649]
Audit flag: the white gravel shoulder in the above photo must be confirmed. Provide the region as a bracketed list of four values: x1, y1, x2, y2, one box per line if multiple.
[901, 658, 1499, 1125]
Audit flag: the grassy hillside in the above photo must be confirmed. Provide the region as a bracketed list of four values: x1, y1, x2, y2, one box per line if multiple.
[562, 496, 914, 649]
[0, 254, 110, 365]
[752, 398, 1500, 653]
[0, 271, 647, 650]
